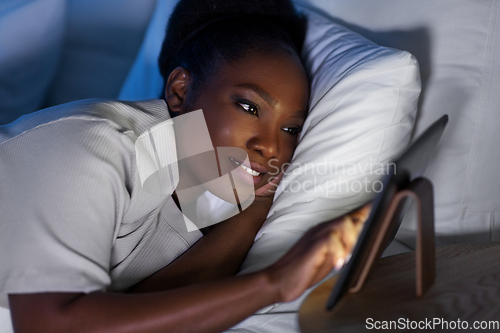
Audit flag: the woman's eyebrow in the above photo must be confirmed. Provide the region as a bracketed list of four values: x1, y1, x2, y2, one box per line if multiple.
[235, 83, 277, 107]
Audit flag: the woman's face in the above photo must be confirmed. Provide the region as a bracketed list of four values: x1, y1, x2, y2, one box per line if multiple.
[171, 49, 309, 199]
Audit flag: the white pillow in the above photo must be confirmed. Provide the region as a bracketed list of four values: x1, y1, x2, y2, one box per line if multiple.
[302, 0, 500, 247]
[0, 0, 65, 125]
[240, 2, 420, 273]
[118, 0, 420, 273]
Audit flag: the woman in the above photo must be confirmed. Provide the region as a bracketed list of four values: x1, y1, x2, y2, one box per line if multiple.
[2, 0, 362, 331]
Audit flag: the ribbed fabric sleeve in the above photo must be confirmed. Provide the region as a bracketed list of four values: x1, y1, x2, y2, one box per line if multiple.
[0, 99, 202, 308]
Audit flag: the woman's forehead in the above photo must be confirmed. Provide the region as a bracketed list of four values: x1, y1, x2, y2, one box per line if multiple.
[212, 51, 309, 106]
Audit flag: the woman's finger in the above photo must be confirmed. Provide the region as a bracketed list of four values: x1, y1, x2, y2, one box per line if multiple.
[254, 169, 285, 196]
[328, 229, 346, 266]
[339, 216, 358, 253]
[309, 246, 336, 286]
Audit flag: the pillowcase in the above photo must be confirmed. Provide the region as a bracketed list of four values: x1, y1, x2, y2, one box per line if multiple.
[118, 0, 420, 273]
[0, 0, 65, 125]
[303, 0, 500, 247]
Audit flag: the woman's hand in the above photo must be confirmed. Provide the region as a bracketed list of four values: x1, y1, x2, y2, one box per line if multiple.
[254, 169, 285, 198]
[264, 203, 372, 302]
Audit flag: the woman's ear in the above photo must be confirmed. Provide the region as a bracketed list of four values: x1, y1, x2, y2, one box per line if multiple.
[164, 67, 191, 114]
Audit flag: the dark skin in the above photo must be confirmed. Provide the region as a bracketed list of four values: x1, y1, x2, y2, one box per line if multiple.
[9, 49, 364, 333]
[177, 51, 308, 189]
[128, 49, 308, 291]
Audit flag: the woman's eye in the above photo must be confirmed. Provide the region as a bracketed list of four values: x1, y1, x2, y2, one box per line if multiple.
[238, 102, 259, 116]
[283, 127, 302, 136]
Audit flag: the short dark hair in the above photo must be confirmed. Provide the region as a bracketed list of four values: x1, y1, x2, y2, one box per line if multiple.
[158, 0, 307, 97]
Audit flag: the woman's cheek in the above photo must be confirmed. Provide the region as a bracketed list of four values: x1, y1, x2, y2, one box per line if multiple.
[207, 113, 244, 148]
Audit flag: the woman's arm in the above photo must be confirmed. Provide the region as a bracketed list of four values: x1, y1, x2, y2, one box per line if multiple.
[129, 173, 283, 293]
[9, 271, 277, 333]
[129, 196, 273, 293]
[9, 213, 362, 333]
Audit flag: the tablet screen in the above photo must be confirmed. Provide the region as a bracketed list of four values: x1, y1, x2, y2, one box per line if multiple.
[326, 115, 448, 310]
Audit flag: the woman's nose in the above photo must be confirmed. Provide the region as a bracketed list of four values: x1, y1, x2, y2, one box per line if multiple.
[246, 131, 279, 159]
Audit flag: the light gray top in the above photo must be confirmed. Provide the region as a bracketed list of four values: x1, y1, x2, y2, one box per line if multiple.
[0, 99, 202, 308]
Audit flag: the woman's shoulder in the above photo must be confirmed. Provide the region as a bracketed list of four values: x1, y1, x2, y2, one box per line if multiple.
[0, 98, 177, 207]
[0, 98, 171, 146]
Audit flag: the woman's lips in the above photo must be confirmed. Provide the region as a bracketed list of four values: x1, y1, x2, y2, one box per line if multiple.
[229, 158, 266, 186]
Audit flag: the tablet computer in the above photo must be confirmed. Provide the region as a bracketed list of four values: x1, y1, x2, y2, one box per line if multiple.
[326, 114, 448, 310]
